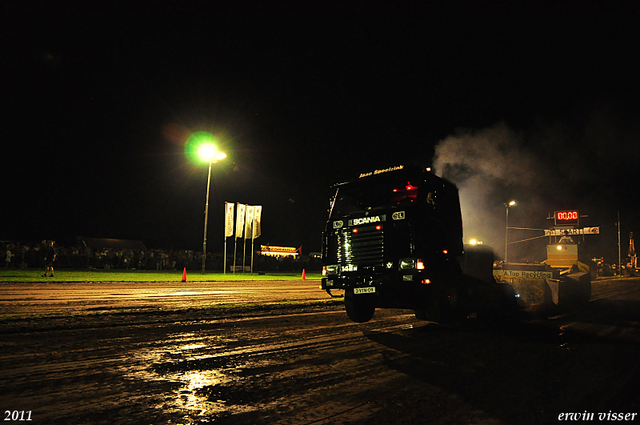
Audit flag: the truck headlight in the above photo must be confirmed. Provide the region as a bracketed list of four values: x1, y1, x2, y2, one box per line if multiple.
[399, 259, 416, 270]
[323, 265, 339, 276]
[399, 258, 426, 271]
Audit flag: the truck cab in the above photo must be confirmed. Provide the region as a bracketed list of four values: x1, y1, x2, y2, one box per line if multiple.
[321, 165, 467, 322]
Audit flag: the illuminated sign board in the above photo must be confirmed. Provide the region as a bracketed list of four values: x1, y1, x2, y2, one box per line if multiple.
[260, 245, 299, 257]
[554, 210, 579, 226]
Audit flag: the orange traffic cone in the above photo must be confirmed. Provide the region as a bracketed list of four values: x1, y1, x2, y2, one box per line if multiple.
[182, 268, 187, 282]
[302, 269, 306, 280]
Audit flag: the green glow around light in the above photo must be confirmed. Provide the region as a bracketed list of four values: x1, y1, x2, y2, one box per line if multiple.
[185, 131, 226, 164]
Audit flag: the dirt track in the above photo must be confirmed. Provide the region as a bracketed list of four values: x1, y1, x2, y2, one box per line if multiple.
[2, 278, 640, 424]
[0, 280, 330, 317]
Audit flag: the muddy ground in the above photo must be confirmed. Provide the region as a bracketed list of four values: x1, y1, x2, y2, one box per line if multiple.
[2, 278, 640, 424]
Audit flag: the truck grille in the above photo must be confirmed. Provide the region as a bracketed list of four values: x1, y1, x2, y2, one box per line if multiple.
[337, 226, 384, 266]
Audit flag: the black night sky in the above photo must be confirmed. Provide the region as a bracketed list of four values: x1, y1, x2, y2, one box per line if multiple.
[3, 1, 640, 261]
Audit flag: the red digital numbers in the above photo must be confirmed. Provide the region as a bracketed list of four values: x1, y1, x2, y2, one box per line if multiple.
[555, 211, 579, 224]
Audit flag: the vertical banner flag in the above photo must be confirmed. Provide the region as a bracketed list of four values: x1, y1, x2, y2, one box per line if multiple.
[235, 203, 246, 239]
[252, 205, 262, 239]
[245, 205, 255, 239]
[224, 202, 235, 237]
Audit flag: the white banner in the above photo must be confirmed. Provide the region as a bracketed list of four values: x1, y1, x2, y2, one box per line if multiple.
[235, 203, 246, 239]
[253, 205, 262, 238]
[545, 227, 600, 236]
[245, 205, 255, 239]
[224, 202, 235, 237]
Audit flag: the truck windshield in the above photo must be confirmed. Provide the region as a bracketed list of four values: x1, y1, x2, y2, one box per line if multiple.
[331, 172, 419, 217]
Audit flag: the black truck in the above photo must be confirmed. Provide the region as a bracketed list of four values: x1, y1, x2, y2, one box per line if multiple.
[321, 165, 514, 323]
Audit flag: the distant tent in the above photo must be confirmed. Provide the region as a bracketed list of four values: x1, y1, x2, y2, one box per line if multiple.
[78, 237, 147, 251]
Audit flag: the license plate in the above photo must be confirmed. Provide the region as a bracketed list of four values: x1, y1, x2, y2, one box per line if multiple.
[353, 287, 376, 294]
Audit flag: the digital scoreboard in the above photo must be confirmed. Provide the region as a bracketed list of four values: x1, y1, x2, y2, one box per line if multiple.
[554, 210, 579, 226]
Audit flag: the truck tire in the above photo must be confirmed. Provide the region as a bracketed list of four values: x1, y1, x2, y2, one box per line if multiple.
[415, 260, 464, 323]
[414, 283, 460, 323]
[345, 293, 375, 323]
[474, 280, 522, 323]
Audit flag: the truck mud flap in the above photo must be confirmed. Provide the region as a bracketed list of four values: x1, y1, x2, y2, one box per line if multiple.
[325, 288, 344, 298]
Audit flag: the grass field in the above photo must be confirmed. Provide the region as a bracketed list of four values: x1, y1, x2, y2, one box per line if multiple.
[0, 269, 321, 283]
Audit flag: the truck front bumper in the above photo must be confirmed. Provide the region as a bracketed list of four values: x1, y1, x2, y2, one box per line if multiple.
[321, 271, 434, 308]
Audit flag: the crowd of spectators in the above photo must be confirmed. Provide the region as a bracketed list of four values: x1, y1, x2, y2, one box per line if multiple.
[1, 240, 320, 272]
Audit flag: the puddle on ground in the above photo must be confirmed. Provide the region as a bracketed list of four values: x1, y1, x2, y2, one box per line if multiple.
[118, 331, 247, 418]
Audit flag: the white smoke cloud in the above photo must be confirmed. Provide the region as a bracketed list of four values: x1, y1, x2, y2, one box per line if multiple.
[432, 108, 640, 262]
[433, 122, 541, 256]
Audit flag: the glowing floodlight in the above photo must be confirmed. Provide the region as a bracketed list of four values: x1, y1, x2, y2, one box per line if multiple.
[185, 131, 226, 165]
[198, 143, 216, 161]
[198, 143, 226, 162]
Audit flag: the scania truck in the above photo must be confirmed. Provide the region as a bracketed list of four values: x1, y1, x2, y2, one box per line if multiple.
[321, 165, 515, 323]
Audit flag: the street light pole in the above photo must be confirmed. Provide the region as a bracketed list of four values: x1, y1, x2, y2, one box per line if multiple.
[202, 161, 213, 274]
[194, 140, 226, 275]
[504, 200, 516, 263]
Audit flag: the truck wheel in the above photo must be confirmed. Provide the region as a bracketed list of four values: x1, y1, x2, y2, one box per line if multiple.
[475, 280, 522, 323]
[345, 293, 375, 323]
[414, 284, 460, 323]
[415, 261, 464, 323]
[427, 287, 460, 323]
